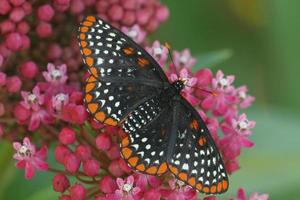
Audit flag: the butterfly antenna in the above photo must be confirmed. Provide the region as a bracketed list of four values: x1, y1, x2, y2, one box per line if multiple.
[164, 42, 180, 78]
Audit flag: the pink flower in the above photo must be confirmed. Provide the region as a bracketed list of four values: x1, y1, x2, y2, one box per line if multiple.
[28, 109, 54, 131]
[51, 93, 70, 112]
[146, 41, 168, 67]
[161, 179, 197, 200]
[114, 175, 141, 200]
[201, 70, 238, 116]
[220, 114, 255, 160]
[21, 86, 44, 111]
[134, 174, 162, 191]
[13, 137, 48, 179]
[43, 63, 68, 85]
[235, 86, 255, 109]
[170, 68, 199, 106]
[62, 103, 87, 124]
[121, 25, 146, 44]
[236, 188, 269, 200]
[173, 49, 196, 69]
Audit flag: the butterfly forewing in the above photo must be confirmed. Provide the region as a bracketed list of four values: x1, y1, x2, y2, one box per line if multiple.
[168, 98, 229, 194]
[78, 16, 169, 83]
[79, 16, 170, 125]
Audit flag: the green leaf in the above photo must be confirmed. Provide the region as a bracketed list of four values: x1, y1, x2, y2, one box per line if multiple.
[193, 48, 233, 72]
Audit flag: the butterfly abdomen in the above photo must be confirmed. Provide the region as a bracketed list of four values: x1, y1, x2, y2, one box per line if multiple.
[123, 97, 165, 133]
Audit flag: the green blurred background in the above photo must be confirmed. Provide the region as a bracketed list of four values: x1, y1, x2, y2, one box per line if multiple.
[1, 0, 300, 199]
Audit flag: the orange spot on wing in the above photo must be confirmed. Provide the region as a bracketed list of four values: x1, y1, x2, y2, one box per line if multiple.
[85, 83, 95, 93]
[203, 186, 209, 193]
[189, 119, 199, 130]
[85, 94, 92, 103]
[122, 47, 134, 55]
[85, 57, 94, 67]
[95, 111, 105, 122]
[210, 185, 217, 193]
[188, 177, 196, 186]
[196, 183, 202, 191]
[79, 33, 86, 40]
[222, 180, 228, 190]
[88, 103, 98, 113]
[86, 16, 96, 22]
[198, 136, 206, 146]
[80, 26, 89, 32]
[136, 164, 145, 171]
[146, 166, 158, 174]
[121, 148, 132, 159]
[104, 118, 118, 126]
[157, 162, 167, 174]
[178, 172, 188, 181]
[80, 40, 87, 47]
[83, 48, 92, 56]
[169, 165, 179, 175]
[87, 75, 97, 82]
[121, 137, 129, 147]
[89, 67, 98, 77]
[128, 157, 139, 167]
[83, 21, 93, 27]
[217, 182, 222, 192]
[138, 57, 149, 67]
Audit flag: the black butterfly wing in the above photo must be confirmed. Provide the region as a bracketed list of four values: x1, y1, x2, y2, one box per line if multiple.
[120, 96, 172, 175]
[79, 16, 170, 125]
[167, 97, 229, 194]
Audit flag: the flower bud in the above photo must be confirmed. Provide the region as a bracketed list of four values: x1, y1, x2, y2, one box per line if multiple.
[64, 153, 80, 173]
[99, 175, 117, 194]
[95, 133, 111, 150]
[54, 145, 71, 164]
[83, 159, 100, 177]
[75, 144, 91, 161]
[52, 174, 70, 192]
[20, 61, 38, 79]
[70, 183, 86, 200]
[6, 76, 21, 93]
[59, 127, 76, 145]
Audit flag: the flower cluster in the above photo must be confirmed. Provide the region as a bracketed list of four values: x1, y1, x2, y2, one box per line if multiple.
[0, 0, 267, 199]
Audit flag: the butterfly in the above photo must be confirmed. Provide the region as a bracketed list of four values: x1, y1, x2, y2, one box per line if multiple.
[78, 15, 229, 194]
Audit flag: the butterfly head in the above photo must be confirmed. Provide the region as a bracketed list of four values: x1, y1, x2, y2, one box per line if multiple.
[172, 78, 186, 92]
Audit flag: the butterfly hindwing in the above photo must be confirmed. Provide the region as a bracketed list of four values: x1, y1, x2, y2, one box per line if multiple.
[167, 98, 229, 194]
[121, 96, 172, 175]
